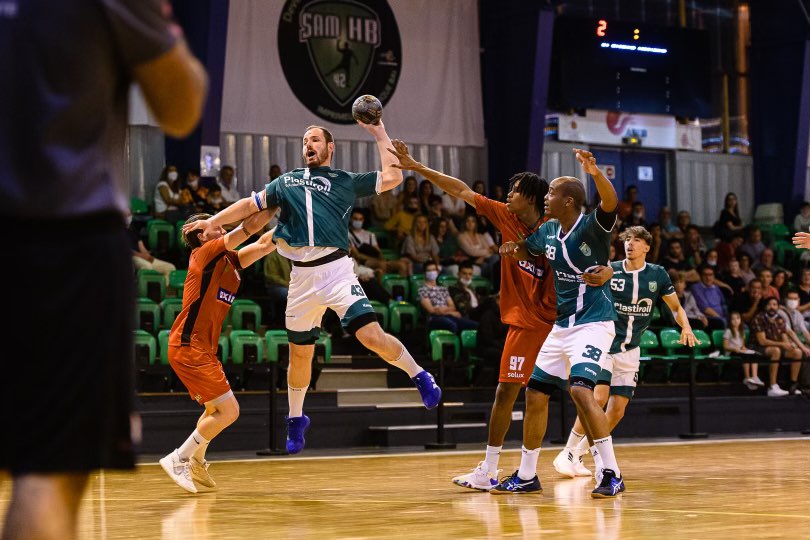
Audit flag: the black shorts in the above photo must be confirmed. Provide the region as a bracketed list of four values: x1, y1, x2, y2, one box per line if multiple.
[1, 213, 136, 474]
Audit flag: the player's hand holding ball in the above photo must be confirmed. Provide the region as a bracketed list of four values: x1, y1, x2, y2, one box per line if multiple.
[352, 94, 382, 125]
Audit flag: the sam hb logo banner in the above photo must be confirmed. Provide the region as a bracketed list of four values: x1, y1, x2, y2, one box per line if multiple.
[279, 0, 401, 124]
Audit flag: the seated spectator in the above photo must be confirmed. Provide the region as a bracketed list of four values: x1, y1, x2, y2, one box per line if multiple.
[418, 179, 435, 215]
[779, 290, 810, 352]
[750, 296, 804, 397]
[676, 210, 692, 238]
[758, 268, 780, 300]
[616, 184, 638, 222]
[426, 194, 445, 228]
[738, 252, 756, 285]
[793, 201, 810, 233]
[385, 194, 420, 246]
[472, 180, 486, 196]
[216, 165, 241, 207]
[796, 268, 810, 323]
[702, 248, 719, 271]
[492, 184, 506, 203]
[689, 266, 727, 330]
[418, 262, 478, 334]
[719, 257, 747, 299]
[348, 210, 412, 277]
[269, 164, 282, 180]
[723, 311, 764, 390]
[263, 249, 292, 323]
[647, 222, 663, 263]
[773, 270, 791, 299]
[206, 184, 225, 213]
[432, 218, 468, 275]
[661, 239, 700, 283]
[658, 206, 683, 241]
[620, 200, 647, 231]
[610, 227, 625, 261]
[716, 231, 744, 272]
[153, 165, 193, 221]
[396, 175, 418, 210]
[683, 224, 706, 267]
[671, 274, 709, 330]
[732, 277, 764, 324]
[127, 210, 176, 285]
[441, 187, 466, 225]
[353, 259, 391, 304]
[371, 188, 398, 227]
[457, 214, 499, 278]
[448, 262, 499, 323]
[752, 247, 792, 280]
[714, 192, 744, 241]
[185, 169, 210, 214]
[401, 214, 439, 273]
[739, 225, 766, 263]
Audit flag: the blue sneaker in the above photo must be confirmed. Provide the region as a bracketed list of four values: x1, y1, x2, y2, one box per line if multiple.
[490, 470, 542, 494]
[411, 370, 441, 409]
[285, 415, 310, 454]
[591, 468, 625, 498]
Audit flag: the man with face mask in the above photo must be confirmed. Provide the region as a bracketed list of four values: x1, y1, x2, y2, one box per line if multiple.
[777, 291, 810, 396]
[348, 210, 411, 277]
[185, 122, 442, 456]
[750, 297, 804, 396]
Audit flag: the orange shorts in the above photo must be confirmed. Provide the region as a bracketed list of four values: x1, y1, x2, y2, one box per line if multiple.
[168, 345, 231, 405]
[499, 324, 553, 385]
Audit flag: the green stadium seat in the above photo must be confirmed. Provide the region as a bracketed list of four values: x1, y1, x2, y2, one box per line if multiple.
[230, 298, 262, 331]
[314, 331, 332, 364]
[265, 329, 289, 364]
[146, 219, 175, 253]
[133, 329, 170, 392]
[471, 277, 493, 296]
[157, 329, 170, 365]
[137, 269, 165, 303]
[380, 248, 399, 260]
[437, 275, 458, 288]
[130, 197, 150, 215]
[175, 220, 187, 249]
[168, 269, 187, 295]
[768, 222, 790, 242]
[773, 239, 799, 267]
[388, 301, 419, 334]
[368, 227, 390, 249]
[382, 274, 409, 301]
[460, 329, 481, 370]
[135, 297, 161, 335]
[409, 274, 425, 304]
[230, 329, 264, 364]
[370, 300, 389, 330]
[217, 334, 230, 363]
[132, 329, 156, 366]
[637, 329, 659, 380]
[160, 298, 183, 329]
[429, 329, 460, 362]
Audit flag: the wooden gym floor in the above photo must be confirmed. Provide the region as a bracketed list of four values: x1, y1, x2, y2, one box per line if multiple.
[1, 437, 809, 539]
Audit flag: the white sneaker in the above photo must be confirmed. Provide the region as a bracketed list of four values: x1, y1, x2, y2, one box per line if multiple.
[767, 384, 789, 397]
[750, 376, 765, 387]
[743, 378, 758, 391]
[553, 447, 592, 478]
[190, 457, 216, 488]
[452, 461, 500, 491]
[159, 450, 198, 493]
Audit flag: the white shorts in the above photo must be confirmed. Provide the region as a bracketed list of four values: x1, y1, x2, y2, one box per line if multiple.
[285, 256, 376, 344]
[598, 347, 640, 399]
[529, 321, 616, 391]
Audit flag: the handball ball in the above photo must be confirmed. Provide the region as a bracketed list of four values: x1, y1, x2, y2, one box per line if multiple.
[352, 95, 382, 125]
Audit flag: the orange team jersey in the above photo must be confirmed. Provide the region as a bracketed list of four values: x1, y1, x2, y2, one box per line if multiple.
[169, 237, 243, 352]
[474, 194, 556, 328]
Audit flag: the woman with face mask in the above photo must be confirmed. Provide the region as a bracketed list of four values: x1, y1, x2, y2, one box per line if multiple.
[153, 165, 182, 219]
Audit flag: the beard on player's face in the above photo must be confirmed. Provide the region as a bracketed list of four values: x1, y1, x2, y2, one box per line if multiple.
[303, 143, 330, 167]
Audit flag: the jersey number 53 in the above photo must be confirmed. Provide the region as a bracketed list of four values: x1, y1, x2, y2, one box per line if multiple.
[610, 279, 626, 292]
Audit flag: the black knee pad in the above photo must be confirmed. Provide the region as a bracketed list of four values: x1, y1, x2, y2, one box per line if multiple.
[527, 378, 558, 396]
[570, 377, 596, 391]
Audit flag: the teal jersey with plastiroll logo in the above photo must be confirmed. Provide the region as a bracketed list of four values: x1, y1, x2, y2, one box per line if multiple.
[525, 207, 617, 327]
[265, 166, 380, 251]
[608, 260, 675, 354]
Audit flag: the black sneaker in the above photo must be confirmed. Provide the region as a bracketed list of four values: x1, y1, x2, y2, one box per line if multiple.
[490, 470, 542, 494]
[591, 468, 625, 498]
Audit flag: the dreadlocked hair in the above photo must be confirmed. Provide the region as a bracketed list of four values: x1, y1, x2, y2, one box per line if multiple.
[507, 172, 549, 214]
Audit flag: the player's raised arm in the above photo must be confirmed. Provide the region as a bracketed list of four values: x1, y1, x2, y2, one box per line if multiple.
[793, 231, 810, 250]
[357, 120, 403, 192]
[184, 190, 267, 238]
[574, 148, 618, 213]
[387, 139, 478, 208]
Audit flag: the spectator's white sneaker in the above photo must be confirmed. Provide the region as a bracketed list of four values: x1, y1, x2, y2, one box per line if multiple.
[743, 378, 758, 391]
[452, 461, 500, 491]
[750, 376, 765, 387]
[553, 447, 591, 478]
[159, 450, 197, 493]
[767, 384, 789, 397]
[190, 457, 216, 488]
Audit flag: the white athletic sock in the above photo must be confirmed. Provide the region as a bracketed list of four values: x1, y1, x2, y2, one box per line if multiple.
[593, 436, 620, 477]
[575, 435, 590, 453]
[484, 445, 502, 472]
[565, 429, 585, 449]
[177, 429, 209, 461]
[287, 385, 308, 418]
[392, 346, 422, 378]
[517, 446, 540, 481]
[590, 445, 604, 472]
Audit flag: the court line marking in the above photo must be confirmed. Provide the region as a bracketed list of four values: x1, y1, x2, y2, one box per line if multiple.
[138, 435, 810, 465]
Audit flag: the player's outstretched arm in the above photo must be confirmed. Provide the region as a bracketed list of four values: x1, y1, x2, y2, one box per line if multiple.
[237, 226, 279, 268]
[574, 148, 617, 213]
[387, 139, 477, 208]
[662, 293, 696, 347]
[224, 207, 276, 251]
[793, 231, 810, 249]
[183, 194, 263, 238]
[500, 240, 532, 261]
[357, 120, 403, 192]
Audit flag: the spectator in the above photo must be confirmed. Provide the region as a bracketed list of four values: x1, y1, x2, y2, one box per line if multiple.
[418, 179, 435, 215]
[714, 192, 744, 241]
[472, 180, 486, 196]
[401, 214, 439, 273]
[441, 186, 467, 224]
[758, 268, 780, 300]
[676, 210, 692, 237]
[215, 165, 240, 207]
[127, 210, 176, 285]
[779, 290, 810, 351]
[396, 175, 419, 210]
[716, 231, 744, 271]
[349, 210, 411, 277]
[689, 265, 727, 330]
[492, 184, 506, 203]
[661, 239, 700, 283]
[457, 214, 499, 278]
[732, 277, 765, 324]
[205, 184, 224, 213]
[658, 206, 683, 241]
[610, 227, 625, 260]
[426, 194, 445, 228]
[385, 194, 420, 245]
[739, 225, 766, 262]
[448, 262, 500, 323]
[185, 169, 210, 214]
[683, 224, 706, 267]
[353, 259, 391, 304]
[263, 249, 292, 323]
[371, 186, 398, 226]
[750, 296, 804, 397]
[723, 311, 764, 391]
[620, 200, 647, 232]
[738, 252, 756, 285]
[432, 217, 466, 272]
[773, 270, 791, 299]
[793, 201, 810, 233]
[671, 274, 709, 330]
[719, 258, 747, 299]
[616, 184, 638, 222]
[647, 222, 663, 263]
[418, 262, 478, 334]
[796, 268, 810, 322]
[702, 248, 719, 270]
[752, 247, 792, 280]
[153, 164, 193, 221]
[609, 243, 617, 262]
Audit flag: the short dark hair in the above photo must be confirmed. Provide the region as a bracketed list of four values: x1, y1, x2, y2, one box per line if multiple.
[425, 261, 439, 271]
[557, 178, 586, 209]
[305, 125, 334, 143]
[182, 213, 213, 249]
[220, 165, 234, 173]
[508, 172, 549, 214]
[458, 262, 474, 273]
[619, 226, 652, 245]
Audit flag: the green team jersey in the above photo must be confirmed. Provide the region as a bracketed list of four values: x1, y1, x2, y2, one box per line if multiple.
[525, 208, 618, 327]
[264, 166, 380, 251]
[608, 260, 675, 354]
